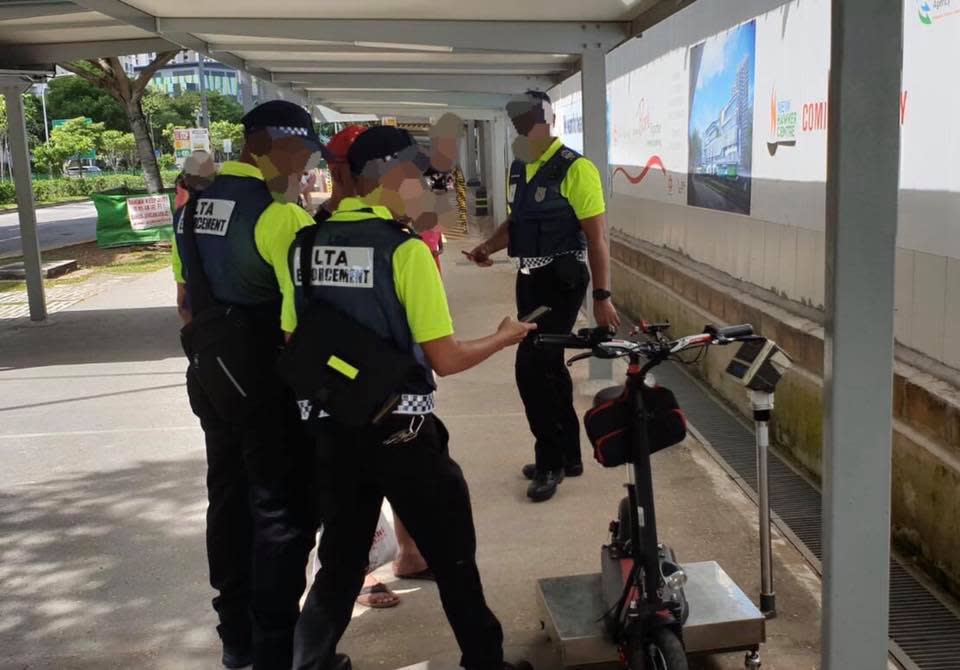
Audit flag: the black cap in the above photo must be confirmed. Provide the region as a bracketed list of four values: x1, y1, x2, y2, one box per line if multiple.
[347, 125, 427, 176]
[241, 100, 327, 155]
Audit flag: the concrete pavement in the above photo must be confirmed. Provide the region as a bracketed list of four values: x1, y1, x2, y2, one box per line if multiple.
[0, 201, 97, 259]
[0, 239, 821, 669]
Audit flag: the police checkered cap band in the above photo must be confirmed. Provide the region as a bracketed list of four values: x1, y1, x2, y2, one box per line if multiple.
[268, 125, 310, 137]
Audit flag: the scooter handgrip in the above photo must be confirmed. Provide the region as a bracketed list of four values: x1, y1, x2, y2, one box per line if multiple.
[535, 334, 589, 348]
[718, 324, 754, 339]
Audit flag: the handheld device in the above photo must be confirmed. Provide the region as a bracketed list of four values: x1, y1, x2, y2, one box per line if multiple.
[520, 306, 551, 323]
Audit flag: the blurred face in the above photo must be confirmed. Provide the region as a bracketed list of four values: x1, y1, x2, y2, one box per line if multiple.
[357, 158, 442, 232]
[247, 132, 323, 203]
[429, 135, 459, 173]
[329, 161, 356, 197]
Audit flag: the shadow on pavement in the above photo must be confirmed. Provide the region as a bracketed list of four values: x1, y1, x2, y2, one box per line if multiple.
[0, 306, 183, 371]
[0, 456, 219, 669]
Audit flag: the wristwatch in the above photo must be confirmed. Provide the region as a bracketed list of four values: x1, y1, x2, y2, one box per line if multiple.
[592, 289, 612, 301]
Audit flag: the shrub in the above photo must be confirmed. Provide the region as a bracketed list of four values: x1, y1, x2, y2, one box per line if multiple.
[0, 171, 182, 206]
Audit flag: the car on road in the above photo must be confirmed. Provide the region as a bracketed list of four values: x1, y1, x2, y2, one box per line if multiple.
[64, 165, 103, 178]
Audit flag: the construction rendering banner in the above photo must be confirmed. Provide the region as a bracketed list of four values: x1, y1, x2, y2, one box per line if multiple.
[552, 0, 960, 257]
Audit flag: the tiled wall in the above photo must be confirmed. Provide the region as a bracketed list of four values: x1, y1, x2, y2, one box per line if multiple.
[609, 192, 960, 369]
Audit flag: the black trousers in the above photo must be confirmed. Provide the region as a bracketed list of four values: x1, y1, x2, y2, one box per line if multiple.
[292, 414, 504, 670]
[515, 255, 590, 472]
[186, 367, 312, 670]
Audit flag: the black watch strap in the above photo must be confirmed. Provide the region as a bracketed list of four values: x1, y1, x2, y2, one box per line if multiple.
[592, 289, 612, 301]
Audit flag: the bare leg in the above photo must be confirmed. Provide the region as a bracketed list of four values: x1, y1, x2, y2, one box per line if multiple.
[393, 516, 430, 577]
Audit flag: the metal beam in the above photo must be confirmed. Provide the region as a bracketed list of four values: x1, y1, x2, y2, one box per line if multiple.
[0, 1, 83, 20]
[1, 79, 46, 321]
[157, 18, 628, 54]
[282, 73, 556, 94]
[630, 0, 697, 36]
[0, 37, 175, 66]
[309, 90, 512, 108]
[256, 62, 568, 77]
[580, 47, 613, 380]
[4, 17, 120, 30]
[210, 42, 571, 56]
[337, 105, 499, 121]
[67, 0, 156, 32]
[821, 0, 902, 668]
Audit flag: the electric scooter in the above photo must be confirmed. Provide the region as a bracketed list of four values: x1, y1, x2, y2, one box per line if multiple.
[537, 321, 758, 670]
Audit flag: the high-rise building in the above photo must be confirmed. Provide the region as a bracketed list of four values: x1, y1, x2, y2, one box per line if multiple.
[120, 51, 250, 100]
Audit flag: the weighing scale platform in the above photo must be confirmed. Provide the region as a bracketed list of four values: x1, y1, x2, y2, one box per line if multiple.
[536, 561, 765, 668]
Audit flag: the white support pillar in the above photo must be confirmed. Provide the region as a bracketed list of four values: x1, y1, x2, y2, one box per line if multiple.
[478, 120, 491, 190]
[464, 120, 479, 184]
[821, 1, 902, 668]
[3, 82, 46, 321]
[197, 55, 210, 128]
[239, 71, 254, 112]
[486, 116, 508, 226]
[580, 47, 612, 380]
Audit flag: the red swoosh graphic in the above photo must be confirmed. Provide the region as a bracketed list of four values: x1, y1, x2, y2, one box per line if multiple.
[613, 156, 667, 184]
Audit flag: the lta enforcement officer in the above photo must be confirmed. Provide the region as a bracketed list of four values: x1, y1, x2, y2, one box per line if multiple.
[467, 90, 620, 502]
[283, 126, 534, 670]
[172, 100, 324, 669]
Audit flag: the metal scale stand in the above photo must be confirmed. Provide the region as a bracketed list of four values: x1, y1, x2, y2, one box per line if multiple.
[537, 338, 792, 669]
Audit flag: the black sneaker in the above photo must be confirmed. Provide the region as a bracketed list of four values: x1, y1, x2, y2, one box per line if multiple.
[331, 653, 352, 670]
[526, 469, 564, 502]
[221, 644, 253, 669]
[522, 462, 583, 480]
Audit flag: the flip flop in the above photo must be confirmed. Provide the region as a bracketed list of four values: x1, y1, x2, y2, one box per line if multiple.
[395, 568, 436, 581]
[356, 583, 400, 609]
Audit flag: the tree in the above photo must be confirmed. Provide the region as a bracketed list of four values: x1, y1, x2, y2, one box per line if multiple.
[45, 76, 127, 131]
[100, 129, 137, 170]
[209, 120, 244, 160]
[33, 117, 104, 174]
[0, 94, 42, 179]
[58, 53, 179, 193]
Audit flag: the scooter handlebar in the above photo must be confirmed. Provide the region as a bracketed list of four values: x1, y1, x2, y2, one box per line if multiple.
[708, 323, 755, 340]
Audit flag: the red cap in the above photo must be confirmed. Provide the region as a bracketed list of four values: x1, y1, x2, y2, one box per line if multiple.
[327, 125, 368, 163]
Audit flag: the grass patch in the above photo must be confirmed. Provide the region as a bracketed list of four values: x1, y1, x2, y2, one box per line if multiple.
[0, 241, 172, 294]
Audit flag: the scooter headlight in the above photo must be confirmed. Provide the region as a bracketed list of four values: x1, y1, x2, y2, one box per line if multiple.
[664, 568, 687, 592]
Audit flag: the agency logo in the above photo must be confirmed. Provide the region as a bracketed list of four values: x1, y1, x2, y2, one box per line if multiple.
[917, 0, 957, 25]
[767, 88, 798, 156]
[613, 155, 667, 185]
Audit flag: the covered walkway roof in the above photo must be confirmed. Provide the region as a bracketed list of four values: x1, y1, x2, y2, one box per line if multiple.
[0, 3, 907, 670]
[0, 0, 694, 118]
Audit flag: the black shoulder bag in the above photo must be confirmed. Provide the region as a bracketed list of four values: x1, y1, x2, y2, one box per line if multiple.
[275, 223, 421, 427]
[178, 194, 266, 424]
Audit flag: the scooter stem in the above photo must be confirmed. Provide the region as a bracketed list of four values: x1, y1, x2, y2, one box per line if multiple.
[749, 389, 777, 618]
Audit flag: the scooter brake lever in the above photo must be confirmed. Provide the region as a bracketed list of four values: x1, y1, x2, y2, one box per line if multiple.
[565, 351, 593, 367]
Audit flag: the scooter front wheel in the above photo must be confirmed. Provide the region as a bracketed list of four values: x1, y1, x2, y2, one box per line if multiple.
[628, 629, 688, 670]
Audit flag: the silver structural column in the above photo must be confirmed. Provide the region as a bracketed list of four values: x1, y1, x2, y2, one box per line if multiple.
[822, 1, 902, 669]
[477, 120, 491, 192]
[197, 54, 209, 128]
[239, 71, 254, 112]
[464, 120, 477, 183]
[487, 116, 508, 226]
[3, 82, 46, 321]
[580, 47, 612, 380]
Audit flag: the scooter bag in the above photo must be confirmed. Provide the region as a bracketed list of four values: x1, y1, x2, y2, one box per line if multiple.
[584, 384, 687, 467]
[275, 302, 421, 428]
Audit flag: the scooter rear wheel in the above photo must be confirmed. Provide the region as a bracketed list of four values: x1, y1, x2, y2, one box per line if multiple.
[628, 629, 688, 670]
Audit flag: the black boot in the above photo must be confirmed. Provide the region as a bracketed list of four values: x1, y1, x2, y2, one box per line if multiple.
[522, 462, 583, 480]
[526, 469, 564, 502]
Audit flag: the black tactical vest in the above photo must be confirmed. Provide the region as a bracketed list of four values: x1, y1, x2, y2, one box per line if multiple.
[291, 216, 437, 397]
[175, 174, 277, 308]
[507, 144, 587, 259]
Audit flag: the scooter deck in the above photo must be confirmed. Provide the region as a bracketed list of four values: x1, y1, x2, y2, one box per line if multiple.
[536, 561, 765, 667]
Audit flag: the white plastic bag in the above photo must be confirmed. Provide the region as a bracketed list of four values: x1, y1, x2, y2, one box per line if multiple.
[366, 507, 398, 573]
[313, 502, 398, 575]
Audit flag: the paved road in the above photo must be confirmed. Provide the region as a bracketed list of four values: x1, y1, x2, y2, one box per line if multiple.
[0, 201, 97, 258]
